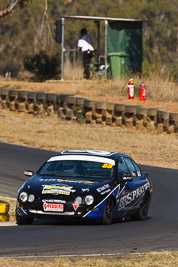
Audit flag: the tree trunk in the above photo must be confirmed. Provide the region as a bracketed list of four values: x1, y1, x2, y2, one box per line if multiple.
[0, 0, 20, 18]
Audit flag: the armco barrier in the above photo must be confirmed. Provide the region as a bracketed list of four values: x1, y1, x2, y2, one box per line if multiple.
[0, 200, 10, 222]
[0, 88, 178, 134]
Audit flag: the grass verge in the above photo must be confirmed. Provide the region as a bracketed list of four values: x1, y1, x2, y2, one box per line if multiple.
[0, 252, 178, 266]
[0, 109, 178, 169]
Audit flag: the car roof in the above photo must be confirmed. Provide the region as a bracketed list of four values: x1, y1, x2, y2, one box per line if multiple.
[52, 150, 129, 160]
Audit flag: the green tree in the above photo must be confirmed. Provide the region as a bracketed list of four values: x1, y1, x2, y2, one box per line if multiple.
[0, 0, 177, 80]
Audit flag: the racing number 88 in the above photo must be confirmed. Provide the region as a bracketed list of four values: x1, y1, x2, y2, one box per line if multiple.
[102, 164, 113, 169]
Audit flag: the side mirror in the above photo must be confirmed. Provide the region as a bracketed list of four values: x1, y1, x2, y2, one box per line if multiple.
[123, 176, 133, 181]
[24, 170, 34, 177]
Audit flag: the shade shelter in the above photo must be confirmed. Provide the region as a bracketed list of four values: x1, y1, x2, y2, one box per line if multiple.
[58, 15, 143, 80]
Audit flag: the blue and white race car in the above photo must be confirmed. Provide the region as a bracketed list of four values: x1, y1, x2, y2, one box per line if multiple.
[16, 150, 152, 225]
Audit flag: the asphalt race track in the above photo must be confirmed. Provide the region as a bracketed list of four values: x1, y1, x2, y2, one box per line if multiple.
[0, 142, 178, 257]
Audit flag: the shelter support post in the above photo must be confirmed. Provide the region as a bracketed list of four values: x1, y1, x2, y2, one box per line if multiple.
[104, 20, 108, 80]
[61, 18, 65, 81]
[96, 21, 100, 63]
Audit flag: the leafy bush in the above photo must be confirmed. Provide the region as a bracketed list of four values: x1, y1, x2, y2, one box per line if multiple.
[0, 60, 21, 78]
[24, 51, 60, 81]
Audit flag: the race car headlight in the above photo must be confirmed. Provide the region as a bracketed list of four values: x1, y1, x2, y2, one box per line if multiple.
[19, 192, 28, 202]
[74, 196, 82, 204]
[28, 194, 35, 202]
[85, 195, 94, 205]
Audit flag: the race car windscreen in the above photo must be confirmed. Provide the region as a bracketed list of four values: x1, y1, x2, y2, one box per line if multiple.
[37, 156, 115, 179]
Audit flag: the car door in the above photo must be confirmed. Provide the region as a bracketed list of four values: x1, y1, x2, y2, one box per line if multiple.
[116, 157, 147, 217]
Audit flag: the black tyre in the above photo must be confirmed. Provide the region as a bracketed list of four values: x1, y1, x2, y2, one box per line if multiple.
[9, 89, 18, 98]
[27, 91, 37, 100]
[132, 195, 150, 221]
[18, 91, 28, 99]
[84, 100, 95, 109]
[1, 88, 9, 97]
[95, 101, 106, 110]
[60, 94, 73, 103]
[36, 92, 46, 101]
[169, 112, 178, 122]
[66, 96, 76, 105]
[125, 105, 137, 114]
[114, 104, 125, 113]
[136, 106, 147, 116]
[106, 102, 114, 111]
[46, 93, 57, 102]
[147, 108, 157, 117]
[102, 198, 115, 225]
[76, 97, 85, 105]
[157, 110, 169, 121]
[16, 207, 33, 225]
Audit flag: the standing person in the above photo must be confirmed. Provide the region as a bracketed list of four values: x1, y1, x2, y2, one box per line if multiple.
[77, 28, 94, 79]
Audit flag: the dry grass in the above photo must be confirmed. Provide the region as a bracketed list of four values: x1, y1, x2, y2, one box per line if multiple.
[64, 61, 84, 80]
[0, 252, 178, 266]
[56, 62, 178, 102]
[0, 72, 178, 113]
[0, 109, 178, 169]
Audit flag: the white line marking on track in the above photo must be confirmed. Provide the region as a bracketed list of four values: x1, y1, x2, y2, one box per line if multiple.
[0, 252, 170, 259]
[0, 222, 16, 226]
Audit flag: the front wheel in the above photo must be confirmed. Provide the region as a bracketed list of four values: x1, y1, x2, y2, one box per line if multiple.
[102, 198, 115, 225]
[132, 195, 150, 221]
[16, 207, 33, 225]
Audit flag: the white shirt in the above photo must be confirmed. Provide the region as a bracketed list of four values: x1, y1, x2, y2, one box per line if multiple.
[78, 35, 94, 52]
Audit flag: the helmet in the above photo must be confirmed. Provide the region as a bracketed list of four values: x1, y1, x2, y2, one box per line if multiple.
[63, 162, 76, 173]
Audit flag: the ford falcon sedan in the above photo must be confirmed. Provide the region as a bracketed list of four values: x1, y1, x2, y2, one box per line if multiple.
[16, 150, 152, 225]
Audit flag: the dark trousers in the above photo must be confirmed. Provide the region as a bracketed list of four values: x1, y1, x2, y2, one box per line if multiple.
[82, 51, 92, 79]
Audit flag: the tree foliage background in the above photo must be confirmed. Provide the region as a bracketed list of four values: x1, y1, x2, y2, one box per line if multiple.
[0, 0, 177, 80]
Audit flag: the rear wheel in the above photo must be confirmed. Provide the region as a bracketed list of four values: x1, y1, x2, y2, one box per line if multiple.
[16, 207, 33, 225]
[102, 198, 115, 225]
[132, 195, 150, 221]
